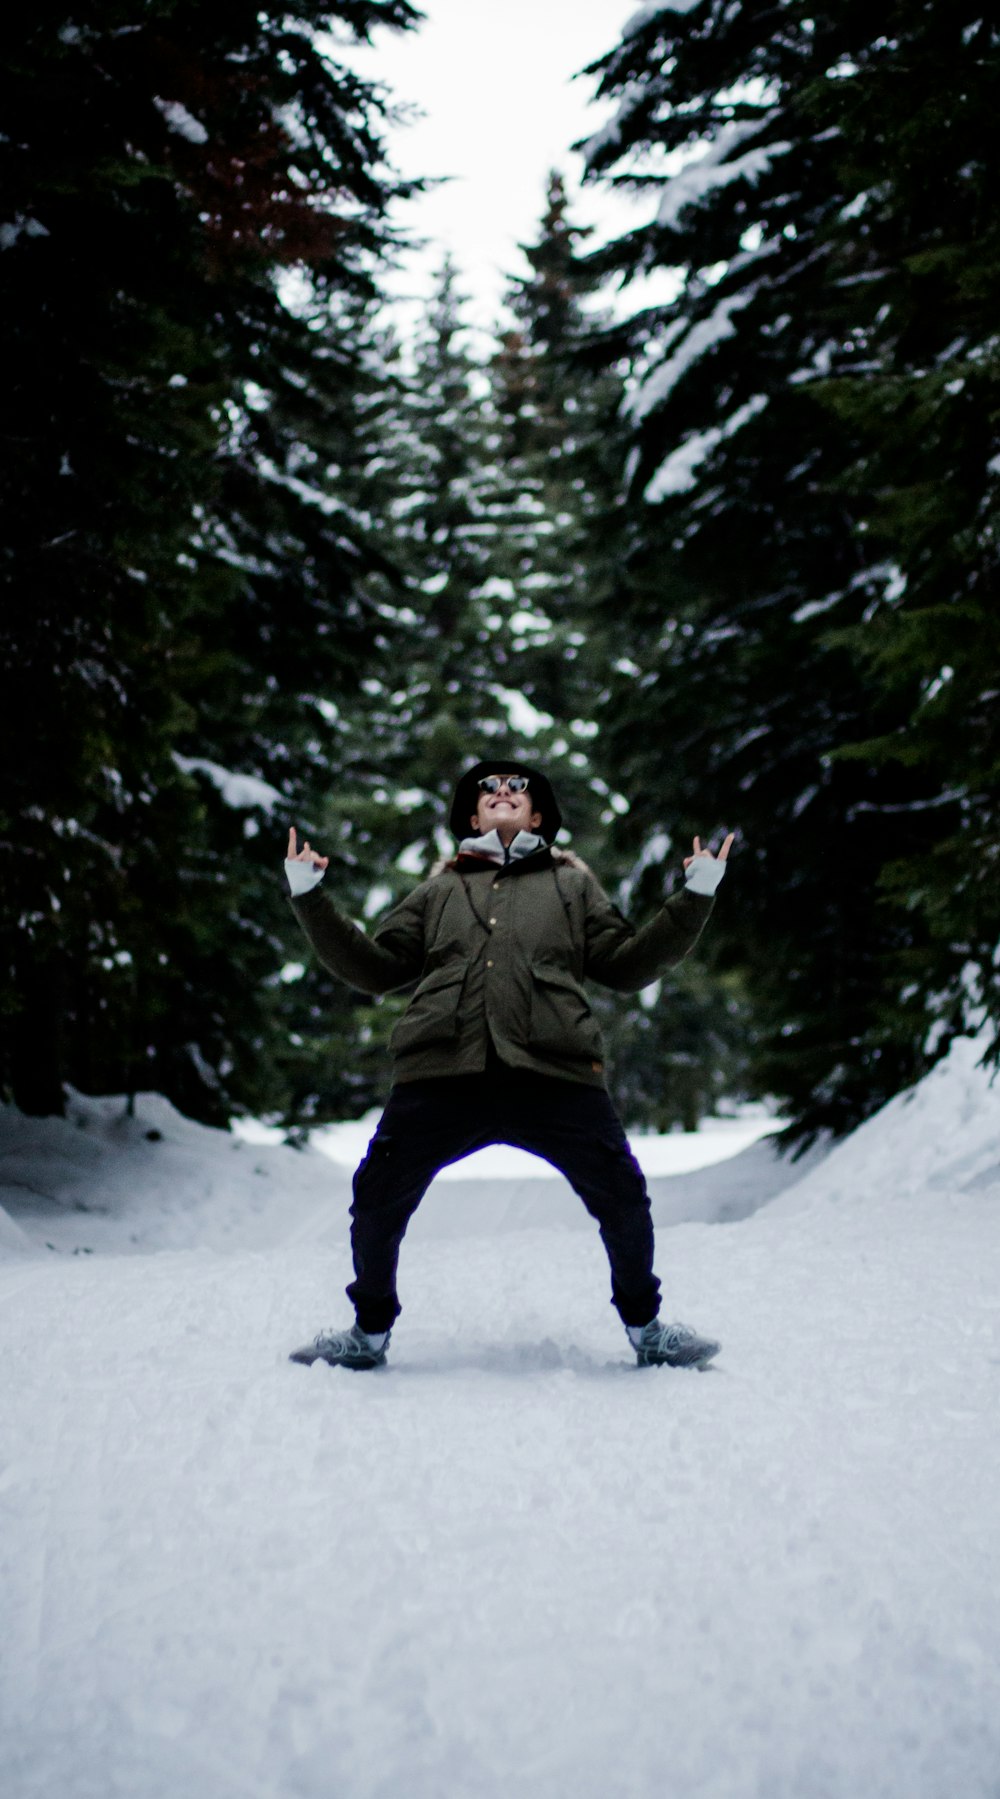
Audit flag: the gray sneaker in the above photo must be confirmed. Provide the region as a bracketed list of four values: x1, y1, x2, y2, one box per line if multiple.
[632, 1318, 720, 1369]
[289, 1323, 390, 1370]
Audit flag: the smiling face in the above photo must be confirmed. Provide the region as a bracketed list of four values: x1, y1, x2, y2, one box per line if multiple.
[470, 775, 543, 846]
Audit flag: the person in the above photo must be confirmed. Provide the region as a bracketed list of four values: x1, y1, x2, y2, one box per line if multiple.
[284, 759, 733, 1371]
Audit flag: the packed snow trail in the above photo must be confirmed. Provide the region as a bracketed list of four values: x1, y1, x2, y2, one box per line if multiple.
[1, 1039, 999, 1799]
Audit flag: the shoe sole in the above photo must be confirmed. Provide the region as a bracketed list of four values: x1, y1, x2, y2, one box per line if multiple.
[636, 1344, 720, 1369]
[289, 1349, 386, 1370]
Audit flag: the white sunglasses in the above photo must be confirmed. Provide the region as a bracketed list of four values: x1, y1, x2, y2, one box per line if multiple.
[477, 775, 530, 795]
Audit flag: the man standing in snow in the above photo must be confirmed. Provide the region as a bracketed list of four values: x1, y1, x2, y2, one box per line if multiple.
[284, 760, 732, 1371]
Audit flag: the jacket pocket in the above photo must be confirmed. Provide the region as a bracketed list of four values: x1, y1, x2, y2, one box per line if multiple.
[529, 962, 603, 1059]
[389, 963, 467, 1055]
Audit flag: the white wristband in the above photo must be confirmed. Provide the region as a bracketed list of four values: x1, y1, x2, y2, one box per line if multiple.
[285, 858, 326, 897]
[684, 856, 726, 896]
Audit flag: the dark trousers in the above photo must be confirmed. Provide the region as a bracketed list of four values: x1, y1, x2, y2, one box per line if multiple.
[346, 1066, 662, 1335]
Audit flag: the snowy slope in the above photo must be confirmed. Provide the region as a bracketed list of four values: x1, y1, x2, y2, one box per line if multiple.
[1, 1036, 998, 1799]
[0, 1089, 354, 1257]
[0, 1092, 792, 1257]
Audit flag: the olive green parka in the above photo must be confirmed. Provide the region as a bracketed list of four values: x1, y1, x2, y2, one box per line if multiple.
[289, 842, 715, 1089]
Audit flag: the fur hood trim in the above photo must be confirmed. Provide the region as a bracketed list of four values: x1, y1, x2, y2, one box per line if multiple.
[551, 847, 591, 874]
[429, 845, 591, 879]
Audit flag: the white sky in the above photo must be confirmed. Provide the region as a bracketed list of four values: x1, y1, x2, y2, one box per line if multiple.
[337, 0, 660, 338]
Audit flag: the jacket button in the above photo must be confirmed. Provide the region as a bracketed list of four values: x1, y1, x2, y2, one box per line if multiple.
[486, 960, 494, 968]
[489, 917, 497, 926]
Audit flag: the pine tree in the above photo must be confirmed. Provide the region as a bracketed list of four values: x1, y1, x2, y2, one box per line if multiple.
[0, 1, 420, 1123]
[487, 172, 754, 1127]
[337, 258, 522, 835]
[251, 258, 530, 1107]
[576, 0, 1000, 1142]
[490, 171, 621, 736]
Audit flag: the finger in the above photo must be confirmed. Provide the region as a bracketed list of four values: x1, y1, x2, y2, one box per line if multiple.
[288, 826, 296, 856]
[693, 835, 702, 855]
[718, 832, 735, 861]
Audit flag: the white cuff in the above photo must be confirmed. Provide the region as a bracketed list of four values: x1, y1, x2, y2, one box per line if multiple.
[684, 857, 726, 896]
[285, 858, 326, 897]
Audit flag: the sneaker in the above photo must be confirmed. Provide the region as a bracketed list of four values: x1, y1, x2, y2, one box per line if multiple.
[289, 1323, 390, 1370]
[630, 1318, 720, 1369]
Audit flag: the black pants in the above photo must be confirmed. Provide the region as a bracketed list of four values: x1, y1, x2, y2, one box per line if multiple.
[346, 1066, 662, 1335]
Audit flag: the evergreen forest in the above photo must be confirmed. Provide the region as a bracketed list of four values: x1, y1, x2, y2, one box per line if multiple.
[3, 2, 997, 1148]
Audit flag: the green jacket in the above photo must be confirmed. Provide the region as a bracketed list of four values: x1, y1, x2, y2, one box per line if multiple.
[288, 843, 715, 1088]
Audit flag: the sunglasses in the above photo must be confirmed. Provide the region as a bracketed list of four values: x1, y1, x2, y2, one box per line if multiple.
[477, 774, 530, 795]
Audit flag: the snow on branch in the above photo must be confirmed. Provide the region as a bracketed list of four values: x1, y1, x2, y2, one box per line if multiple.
[0, 214, 50, 250]
[644, 394, 768, 500]
[579, 82, 646, 165]
[656, 117, 790, 230]
[496, 689, 554, 738]
[617, 827, 672, 908]
[173, 754, 283, 814]
[628, 289, 756, 423]
[624, 0, 705, 33]
[152, 97, 209, 144]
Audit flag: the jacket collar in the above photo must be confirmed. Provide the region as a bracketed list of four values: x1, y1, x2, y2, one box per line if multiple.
[454, 827, 546, 866]
[431, 843, 589, 879]
[452, 829, 553, 876]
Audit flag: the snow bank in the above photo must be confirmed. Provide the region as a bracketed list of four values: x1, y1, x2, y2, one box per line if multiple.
[773, 1028, 999, 1215]
[0, 1089, 350, 1258]
[0, 1201, 29, 1253]
[0, 1089, 786, 1259]
[4, 1020, 995, 1264]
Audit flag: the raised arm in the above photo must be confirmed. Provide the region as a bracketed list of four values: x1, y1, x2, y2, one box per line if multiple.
[284, 826, 425, 994]
[584, 833, 733, 992]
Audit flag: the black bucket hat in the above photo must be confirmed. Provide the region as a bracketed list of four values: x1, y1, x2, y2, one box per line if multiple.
[449, 759, 563, 843]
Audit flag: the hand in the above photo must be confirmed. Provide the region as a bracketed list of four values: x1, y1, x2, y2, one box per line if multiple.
[683, 832, 735, 870]
[287, 825, 329, 872]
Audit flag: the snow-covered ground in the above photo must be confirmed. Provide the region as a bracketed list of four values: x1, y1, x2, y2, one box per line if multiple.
[1, 1037, 998, 1799]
